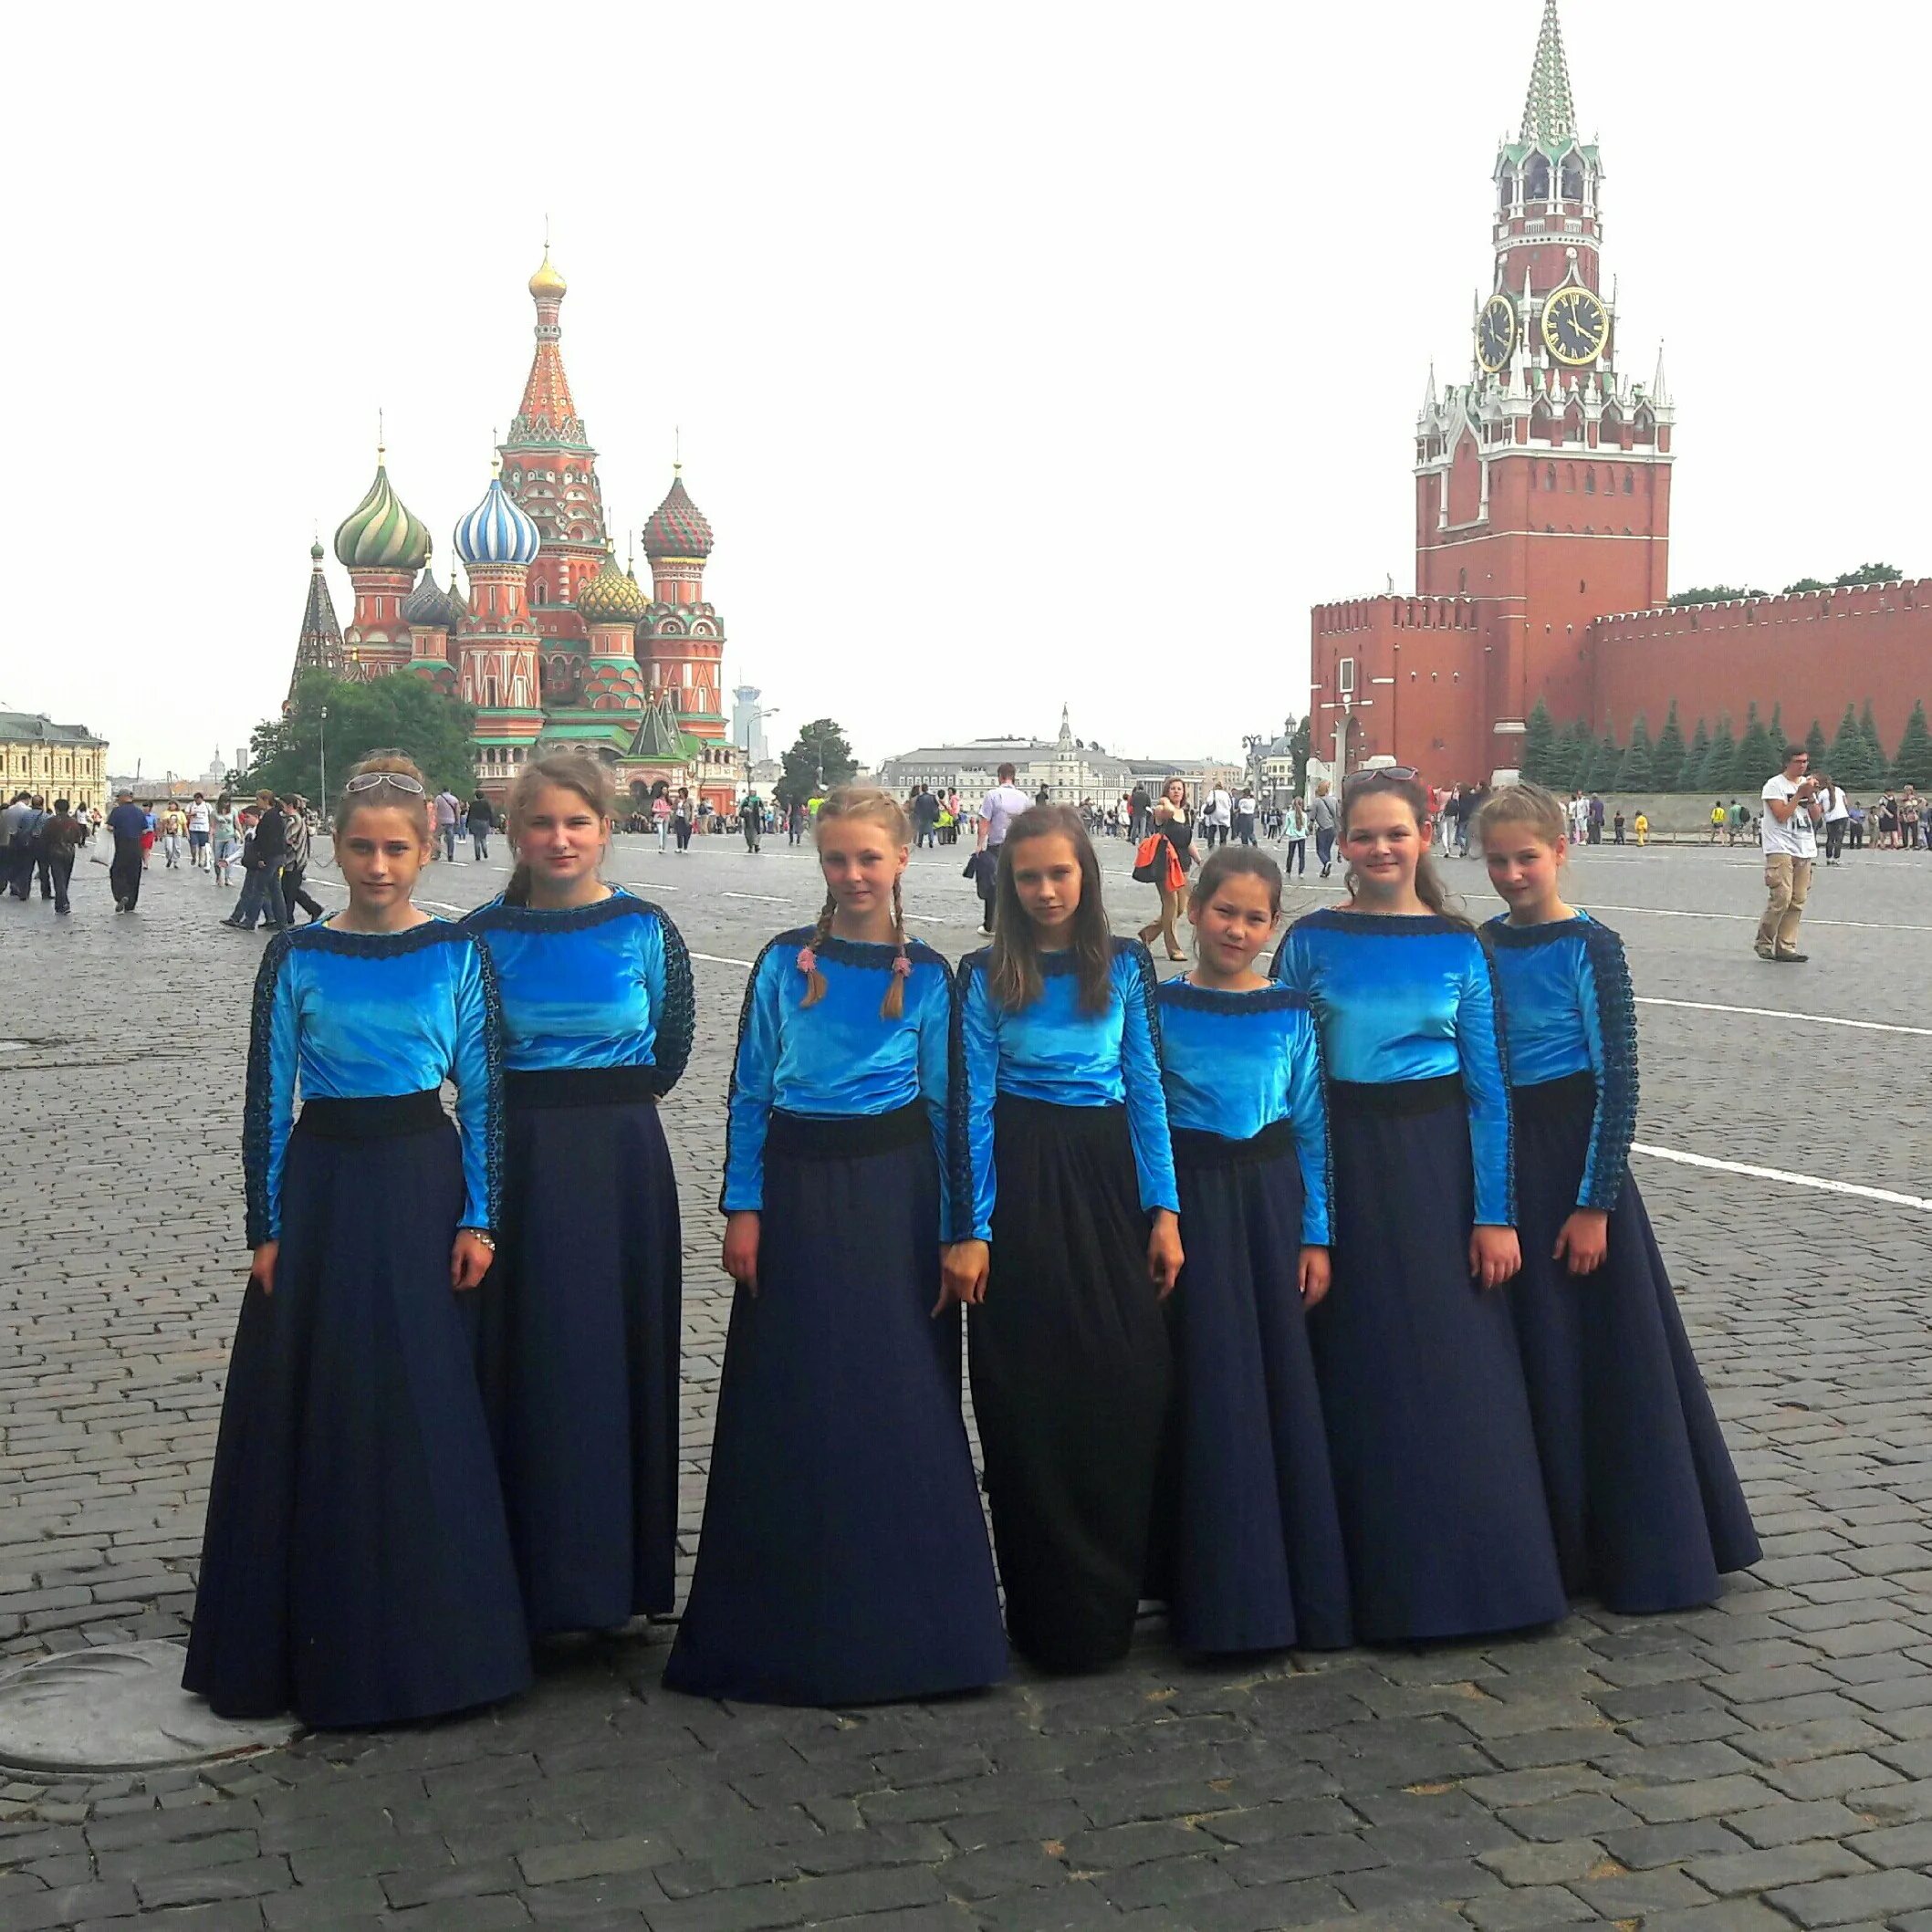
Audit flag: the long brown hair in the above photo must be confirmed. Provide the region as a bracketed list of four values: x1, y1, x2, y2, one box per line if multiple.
[1337, 770, 1471, 927]
[800, 787, 914, 1020]
[501, 752, 617, 905]
[987, 805, 1112, 1013]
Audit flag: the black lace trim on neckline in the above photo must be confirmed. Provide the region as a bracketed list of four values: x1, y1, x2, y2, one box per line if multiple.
[805, 933, 945, 972]
[295, 917, 463, 956]
[1158, 979, 1311, 1014]
[1482, 912, 1593, 949]
[1299, 908, 1467, 937]
[464, 887, 653, 933]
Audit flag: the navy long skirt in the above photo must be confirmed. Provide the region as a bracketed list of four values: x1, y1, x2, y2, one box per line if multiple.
[663, 1106, 1006, 1705]
[479, 1070, 682, 1634]
[183, 1104, 531, 1728]
[1509, 1075, 1761, 1612]
[1166, 1125, 1352, 1654]
[970, 1097, 1173, 1672]
[1315, 1081, 1568, 1644]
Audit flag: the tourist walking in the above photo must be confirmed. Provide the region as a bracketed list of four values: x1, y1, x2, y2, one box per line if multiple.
[652, 790, 673, 852]
[1820, 776, 1849, 863]
[1283, 799, 1309, 876]
[1272, 770, 1565, 1643]
[669, 788, 1005, 1705]
[1204, 782, 1233, 851]
[161, 804, 186, 869]
[1134, 778, 1195, 961]
[974, 761, 1033, 935]
[223, 792, 288, 932]
[106, 788, 148, 911]
[183, 752, 528, 1729]
[0, 792, 34, 899]
[211, 797, 239, 887]
[1233, 788, 1258, 846]
[739, 788, 766, 853]
[1309, 779, 1338, 878]
[673, 788, 694, 852]
[278, 799, 326, 924]
[1477, 786, 1760, 1610]
[1155, 847, 1348, 1654]
[467, 793, 495, 862]
[433, 787, 462, 862]
[465, 755, 694, 1639]
[39, 799, 87, 915]
[948, 806, 1181, 1671]
[187, 793, 212, 869]
[1757, 745, 1822, 964]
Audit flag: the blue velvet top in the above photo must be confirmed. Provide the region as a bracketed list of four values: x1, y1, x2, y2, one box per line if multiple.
[954, 938, 1178, 1241]
[1156, 980, 1333, 1246]
[722, 930, 959, 1232]
[1483, 912, 1638, 1212]
[244, 919, 502, 1247]
[1273, 909, 1513, 1227]
[463, 888, 694, 1086]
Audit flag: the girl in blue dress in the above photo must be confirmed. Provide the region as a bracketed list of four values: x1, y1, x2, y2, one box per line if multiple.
[184, 752, 529, 1728]
[464, 753, 694, 1638]
[1273, 770, 1566, 1643]
[948, 804, 1184, 1671]
[1157, 846, 1350, 1655]
[1477, 784, 1760, 1611]
[665, 787, 1005, 1705]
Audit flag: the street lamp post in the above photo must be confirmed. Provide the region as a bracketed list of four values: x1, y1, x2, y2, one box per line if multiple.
[318, 705, 329, 831]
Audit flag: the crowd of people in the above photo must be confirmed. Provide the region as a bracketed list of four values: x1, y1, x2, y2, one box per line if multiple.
[181, 746, 1759, 1734]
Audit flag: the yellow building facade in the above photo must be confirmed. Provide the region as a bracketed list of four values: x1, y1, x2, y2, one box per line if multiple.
[0, 713, 109, 810]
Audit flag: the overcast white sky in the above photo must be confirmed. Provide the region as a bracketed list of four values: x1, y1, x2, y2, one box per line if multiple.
[5, 0, 1926, 778]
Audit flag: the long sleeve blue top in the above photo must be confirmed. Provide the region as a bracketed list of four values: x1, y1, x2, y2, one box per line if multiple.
[954, 938, 1178, 1242]
[1273, 909, 1513, 1227]
[244, 920, 503, 1247]
[463, 888, 694, 1086]
[1483, 911, 1638, 1213]
[721, 930, 960, 1233]
[1155, 979, 1333, 1247]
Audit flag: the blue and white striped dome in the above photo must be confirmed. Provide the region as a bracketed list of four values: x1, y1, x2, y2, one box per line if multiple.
[454, 470, 540, 568]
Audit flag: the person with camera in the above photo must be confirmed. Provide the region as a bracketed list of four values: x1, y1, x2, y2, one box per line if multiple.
[1756, 746, 1823, 965]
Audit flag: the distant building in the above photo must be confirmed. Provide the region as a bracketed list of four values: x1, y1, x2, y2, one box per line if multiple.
[731, 684, 771, 763]
[882, 707, 1229, 809]
[1, 713, 108, 809]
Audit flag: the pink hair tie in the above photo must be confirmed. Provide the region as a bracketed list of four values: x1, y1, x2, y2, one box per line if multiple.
[891, 953, 914, 978]
[797, 946, 818, 976]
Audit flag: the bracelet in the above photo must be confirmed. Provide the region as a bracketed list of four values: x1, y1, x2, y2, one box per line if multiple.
[459, 1227, 496, 1251]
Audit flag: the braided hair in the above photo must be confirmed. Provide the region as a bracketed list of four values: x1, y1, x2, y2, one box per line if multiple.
[798, 787, 914, 1020]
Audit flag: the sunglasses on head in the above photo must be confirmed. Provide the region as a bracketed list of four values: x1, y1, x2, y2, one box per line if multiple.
[1341, 766, 1419, 790]
[343, 772, 425, 796]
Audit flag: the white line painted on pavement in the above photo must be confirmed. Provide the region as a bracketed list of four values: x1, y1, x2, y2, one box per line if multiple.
[720, 892, 802, 904]
[1633, 1143, 1932, 1215]
[689, 951, 755, 969]
[1593, 902, 1932, 935]
[1634, 996, 1932, 1039]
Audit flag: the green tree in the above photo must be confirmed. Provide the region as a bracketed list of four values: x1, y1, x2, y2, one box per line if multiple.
[1667, 584, 1766, 607]
[1734, 702, 1781, 797]
[1615, 714, 1654, 791]
[1824, 704, 1871, 787]
[1860, 700, 1891, 784]
[1894, 701, 1932, 789]
[1833, 562, 1904, 588]
[1520, 699, 1557, 785]
[1768, 703, 1788, 762]
[1288, 714, 1312, 796]
[241, 672, 478, 805]
[1582, 729, 1621, 793]
[1651, 700, 1686, 791]
[1782, 577, 1830, 595]
[776, 717, 857, 809]
[1548, 717, 1593, 791]
[1803, 717, 1828, 769]
[1698, 715, 1737, 794]
[1681, 716, 1711, 791]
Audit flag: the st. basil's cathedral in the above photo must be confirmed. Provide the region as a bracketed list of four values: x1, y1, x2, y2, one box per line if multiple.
[287, 254, 743, 810]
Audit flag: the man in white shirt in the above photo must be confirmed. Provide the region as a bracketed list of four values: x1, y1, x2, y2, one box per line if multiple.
[1757, 746, 1823, 964]
[186, 792, 212, 869]
[1234, 790, 1258, 845]
[976, 762, 1032, 934]
[1205, 785, 1233, 850]
[1819, 774, 1850, 864]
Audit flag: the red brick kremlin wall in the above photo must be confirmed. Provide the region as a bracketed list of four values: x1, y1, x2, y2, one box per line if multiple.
[1590, 580, 1929, 746]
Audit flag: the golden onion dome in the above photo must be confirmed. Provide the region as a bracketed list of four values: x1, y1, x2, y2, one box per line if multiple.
[527, 254, 567, 299]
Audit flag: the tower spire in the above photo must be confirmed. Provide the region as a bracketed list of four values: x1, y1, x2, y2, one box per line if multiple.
[1519, 0, 1577, 149]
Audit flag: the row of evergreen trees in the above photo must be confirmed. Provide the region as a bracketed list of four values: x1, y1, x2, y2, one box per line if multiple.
[1519, 697, 1932, 797]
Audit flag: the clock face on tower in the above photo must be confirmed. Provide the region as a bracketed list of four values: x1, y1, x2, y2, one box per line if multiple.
[1477, 295, 1517, 372]
[1540, 287, 1611, 366]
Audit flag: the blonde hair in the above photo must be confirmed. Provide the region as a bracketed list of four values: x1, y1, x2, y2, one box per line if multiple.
[503, 752, 617, 904]
[1473, 782, 1567, 851]
[801, 786, 914, 1019]
[335, 748, 431, 841]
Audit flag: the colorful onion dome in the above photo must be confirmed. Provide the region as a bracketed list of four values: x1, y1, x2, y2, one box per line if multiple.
[309, 539, 325, 563]
[641, 470, 714, 560]
[333, 454, 433, 571]
[576, 547, 648, 623]
[402, 566, 464, 631]
[528, 254, 567, 299]
[454, 465, 540, 568]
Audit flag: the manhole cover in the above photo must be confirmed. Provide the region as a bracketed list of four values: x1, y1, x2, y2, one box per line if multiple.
[0, 1642, 302, 1772]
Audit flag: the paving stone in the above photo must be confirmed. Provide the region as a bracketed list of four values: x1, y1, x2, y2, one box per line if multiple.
[1686, 1839, 1875, 1895]
[1763, 1867, 1932, 1927]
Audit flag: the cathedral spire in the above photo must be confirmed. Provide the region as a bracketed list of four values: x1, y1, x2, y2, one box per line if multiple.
[507, 251, 585, 449]
[1519, 0, 1577, 150]
[287, 540, 345, 705]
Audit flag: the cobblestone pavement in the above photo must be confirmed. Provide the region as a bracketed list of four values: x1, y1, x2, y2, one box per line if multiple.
[3, 830, 1930, 1929]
